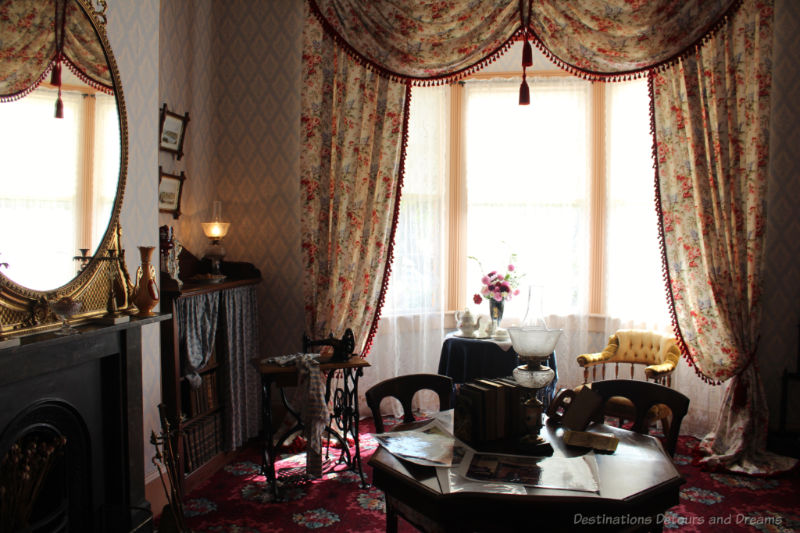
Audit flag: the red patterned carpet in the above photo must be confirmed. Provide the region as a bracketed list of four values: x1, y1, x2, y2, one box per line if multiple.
[173, 420, 800, 533]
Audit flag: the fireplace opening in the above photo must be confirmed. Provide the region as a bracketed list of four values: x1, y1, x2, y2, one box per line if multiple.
[0, 400, 91, 533]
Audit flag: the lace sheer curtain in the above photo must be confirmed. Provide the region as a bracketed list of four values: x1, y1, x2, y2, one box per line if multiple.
[361, 86, 450, 417]
[91, 92, 120, 247]
[603, 79, 725, 437]
[463, 77, 594, 391]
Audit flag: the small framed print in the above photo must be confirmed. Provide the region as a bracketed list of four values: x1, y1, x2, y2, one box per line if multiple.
[158, 167, 185, 218]
[159, 103, 190, 159]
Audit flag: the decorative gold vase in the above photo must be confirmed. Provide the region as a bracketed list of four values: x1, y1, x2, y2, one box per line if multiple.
[133, 246, 159, 317]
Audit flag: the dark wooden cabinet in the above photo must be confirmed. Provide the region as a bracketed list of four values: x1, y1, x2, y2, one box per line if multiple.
[159, 249, 261, 493]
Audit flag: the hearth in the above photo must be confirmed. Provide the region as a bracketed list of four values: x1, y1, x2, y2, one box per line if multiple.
[0, 316, 168, 533]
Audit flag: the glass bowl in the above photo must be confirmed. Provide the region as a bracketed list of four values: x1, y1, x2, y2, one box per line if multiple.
[49, 297, 82, 335]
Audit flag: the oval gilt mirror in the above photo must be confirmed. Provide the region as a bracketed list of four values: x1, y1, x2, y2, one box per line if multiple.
[0, 0, 130, 334]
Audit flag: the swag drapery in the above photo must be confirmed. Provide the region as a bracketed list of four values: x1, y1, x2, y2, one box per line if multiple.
[0, 0, 113, 101]
[301, 0, 790, 473]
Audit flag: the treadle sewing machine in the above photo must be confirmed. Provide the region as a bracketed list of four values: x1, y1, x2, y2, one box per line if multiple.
[302, 328, 356, 363]
[257, 329, 369, 500]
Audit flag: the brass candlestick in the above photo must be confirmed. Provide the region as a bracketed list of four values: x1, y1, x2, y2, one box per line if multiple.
[94, 248, 130, 322]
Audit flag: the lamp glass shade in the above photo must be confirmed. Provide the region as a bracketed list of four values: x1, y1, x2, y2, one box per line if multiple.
[202, 222, 230, 240]
[507, 326, 562, 366]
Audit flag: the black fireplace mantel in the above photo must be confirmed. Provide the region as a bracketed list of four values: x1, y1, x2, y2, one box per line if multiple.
[0, 314, 170, 533]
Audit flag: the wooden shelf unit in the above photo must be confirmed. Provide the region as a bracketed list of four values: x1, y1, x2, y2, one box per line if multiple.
[160, 248, 261, 493]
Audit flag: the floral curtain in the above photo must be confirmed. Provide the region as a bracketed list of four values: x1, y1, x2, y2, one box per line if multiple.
[0, 0, 112, 102]
[653, 0, 794, 474]
[300, 3, 408, 353]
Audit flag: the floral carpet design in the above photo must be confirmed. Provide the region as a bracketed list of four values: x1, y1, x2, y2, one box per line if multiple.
[174, 420, 800, 532]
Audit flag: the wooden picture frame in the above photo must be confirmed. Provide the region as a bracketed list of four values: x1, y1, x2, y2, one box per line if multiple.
[158, 167, 185, 218]
[159, 103, 190, 160]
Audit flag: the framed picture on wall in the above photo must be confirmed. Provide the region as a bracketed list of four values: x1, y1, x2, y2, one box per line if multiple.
[159, 103, 190, 160]
[158, 167, 185, 218]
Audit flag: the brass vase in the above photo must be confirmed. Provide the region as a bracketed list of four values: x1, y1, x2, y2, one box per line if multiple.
[133, 246, 159, 317]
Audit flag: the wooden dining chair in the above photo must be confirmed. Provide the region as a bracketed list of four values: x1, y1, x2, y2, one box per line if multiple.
[365, 373, 454, 433]
[589, 379, 690, 457]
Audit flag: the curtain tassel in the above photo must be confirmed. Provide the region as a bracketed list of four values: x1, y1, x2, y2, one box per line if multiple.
[50, 61, 61, 86]
[519, 72, 530, 106]
[55, 86, 64, 118]
[522, 38, 533, 68]
[52, 56, 63, 118]
[519, 26, 532, 105]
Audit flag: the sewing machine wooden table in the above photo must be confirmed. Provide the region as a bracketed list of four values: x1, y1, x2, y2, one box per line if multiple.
[256, 354, 370, 499]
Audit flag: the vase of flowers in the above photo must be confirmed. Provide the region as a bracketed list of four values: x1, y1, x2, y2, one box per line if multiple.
[471, 256, 522, 333]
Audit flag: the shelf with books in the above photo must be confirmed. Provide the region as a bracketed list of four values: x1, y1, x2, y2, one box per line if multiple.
[159, 247, 261, 494]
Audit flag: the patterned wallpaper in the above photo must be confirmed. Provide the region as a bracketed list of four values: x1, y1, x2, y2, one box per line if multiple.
[158, 0, 215, 256]
[105, 0, 161, 474]
[760, 0, 800, 432]
[209, 0, 305, 359]
[158, 0, 304, 362]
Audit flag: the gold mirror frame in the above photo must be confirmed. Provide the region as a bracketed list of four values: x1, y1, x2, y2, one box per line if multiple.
[0, 0, 132, 337]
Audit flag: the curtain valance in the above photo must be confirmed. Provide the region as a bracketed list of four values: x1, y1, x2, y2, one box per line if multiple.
[529, 0, 740, 79]
[308, 0, 522, 83]
[0, 0, 113, 102]
[309, 0, 741, 83]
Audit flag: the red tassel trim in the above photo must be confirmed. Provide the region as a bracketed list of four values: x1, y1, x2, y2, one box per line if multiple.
[522, 39, 533, 68]
[51, 60, 62, 86]
[362, 83, 412, 358]
[63, 56, 114, 95]
[0, 61, 56, 103]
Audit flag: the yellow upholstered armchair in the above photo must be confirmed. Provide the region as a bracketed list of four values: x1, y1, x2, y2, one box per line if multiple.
[576, 329, 681, 434]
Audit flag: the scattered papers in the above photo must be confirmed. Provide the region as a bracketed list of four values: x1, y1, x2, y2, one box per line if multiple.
[374, 416, 600, 494]
[437, 466, 528, 495]
[372, 420, 470, 467]
[457, 450, 599, 493]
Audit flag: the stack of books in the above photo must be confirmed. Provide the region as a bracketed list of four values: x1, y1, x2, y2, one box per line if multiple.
[453, 377, 530, 443]
[185, 371, 219, 417]
[182, 411, 223, 473]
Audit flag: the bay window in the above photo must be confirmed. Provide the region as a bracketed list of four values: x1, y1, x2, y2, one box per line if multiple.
[383, 73, 667, 327]
[369, 71, 671, 412]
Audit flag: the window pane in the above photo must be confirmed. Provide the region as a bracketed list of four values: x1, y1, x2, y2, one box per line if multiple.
[463, 77, 592, 319]
[605, 79, 670, 325]
[0, 89, 84, 289]
[92, 93, 120, 246]
[382, 86, 449, 315]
